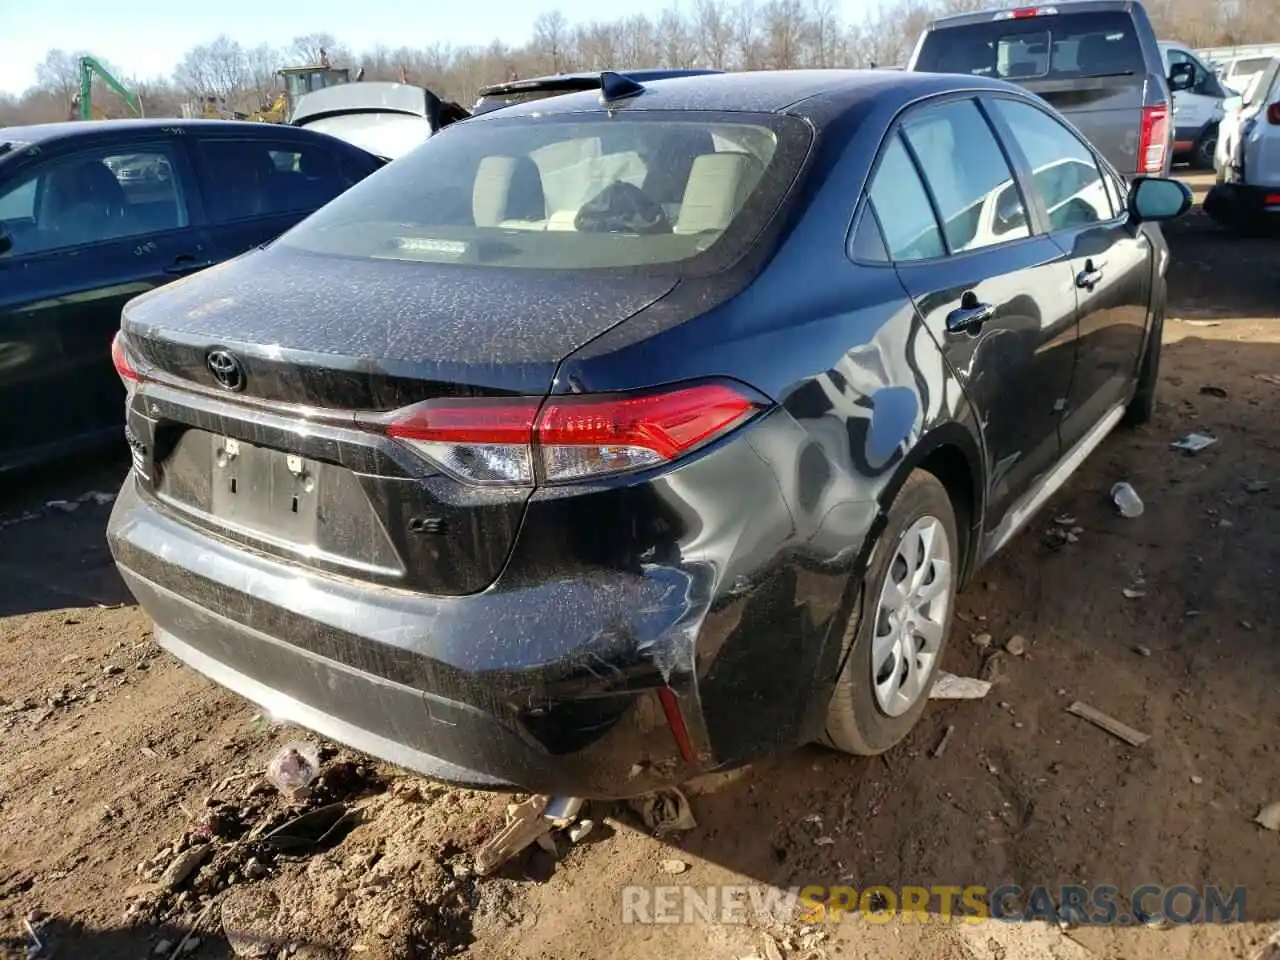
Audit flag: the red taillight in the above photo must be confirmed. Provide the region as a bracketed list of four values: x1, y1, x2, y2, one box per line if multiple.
[380, 382, 761, 486]
[1138, 105, 1170, 174]
[111, 330, 140, 383]
[1265, 194, 1280, 206]
[994, 5, 1056, 18]
[1267, 101, 1280, 125]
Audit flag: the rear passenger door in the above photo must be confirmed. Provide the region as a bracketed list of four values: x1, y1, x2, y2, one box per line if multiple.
[986, 95, 1153, 453]
[0, 139, 210, 460]
[866, 96, 1080, 537]
[190, 136, 370, 260]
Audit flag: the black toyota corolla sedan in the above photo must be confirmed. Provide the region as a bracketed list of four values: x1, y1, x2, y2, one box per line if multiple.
[107, 69, 1190, 799]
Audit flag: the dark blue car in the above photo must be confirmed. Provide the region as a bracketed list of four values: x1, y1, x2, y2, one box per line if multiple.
[107, 70, 1190, 801]
[0, 119, 383, 472]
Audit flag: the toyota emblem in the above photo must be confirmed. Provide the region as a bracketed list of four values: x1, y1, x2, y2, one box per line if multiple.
[206, 349, 244, 391]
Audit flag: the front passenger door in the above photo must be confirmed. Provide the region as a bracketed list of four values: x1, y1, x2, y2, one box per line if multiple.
[871, 97, 1080, 534]
[987, 96, 1153, 453]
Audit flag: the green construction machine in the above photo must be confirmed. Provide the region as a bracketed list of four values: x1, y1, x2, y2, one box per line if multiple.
[73, 55, 143, 121]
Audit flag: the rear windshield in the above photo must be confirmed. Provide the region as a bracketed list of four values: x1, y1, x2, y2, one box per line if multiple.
[277, 111, 809, 272]
[915, 12, 1146, 81]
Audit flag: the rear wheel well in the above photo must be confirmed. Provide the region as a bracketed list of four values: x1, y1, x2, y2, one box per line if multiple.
[915, 444, 976, 583]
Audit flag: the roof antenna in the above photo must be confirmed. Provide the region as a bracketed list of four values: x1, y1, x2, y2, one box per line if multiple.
[599, 71, 645, 104]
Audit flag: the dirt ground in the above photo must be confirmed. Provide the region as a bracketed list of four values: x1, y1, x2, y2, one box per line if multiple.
[2, 170, 1278, 960]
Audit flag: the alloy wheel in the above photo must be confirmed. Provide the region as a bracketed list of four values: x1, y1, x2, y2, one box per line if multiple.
[871, 515, 953, 717]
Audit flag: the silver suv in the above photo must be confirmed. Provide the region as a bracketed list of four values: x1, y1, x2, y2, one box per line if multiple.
[909, 0, 1193, 178]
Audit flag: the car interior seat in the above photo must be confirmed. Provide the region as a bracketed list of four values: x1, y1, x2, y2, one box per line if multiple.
[39, 160, 129, 248]
[472, 155, 547, 229]
[673, 152, 765, 236]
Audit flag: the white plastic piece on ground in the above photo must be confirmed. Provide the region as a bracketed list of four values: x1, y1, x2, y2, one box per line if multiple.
[1111, 482, 1145, 518]
[930, 671, 992, 700]
[265, 741, 320, 799]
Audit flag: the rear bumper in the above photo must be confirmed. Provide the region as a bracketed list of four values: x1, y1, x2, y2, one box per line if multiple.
[109, 409, 879, 798]
[1204, 181, 1280, 224]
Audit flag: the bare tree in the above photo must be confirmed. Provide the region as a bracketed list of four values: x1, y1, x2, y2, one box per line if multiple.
[11, 0, 1280, 126]
[288, 33, 349, 68]
[174, 36, 250, 99]
[244, 44, 284, 108]
[533, 11, 571, 73]
[694, 0, 735, 69]
[36, 49, 88, 114]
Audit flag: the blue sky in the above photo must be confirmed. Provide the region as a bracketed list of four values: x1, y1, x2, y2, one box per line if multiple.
[2, 0, 876, 94]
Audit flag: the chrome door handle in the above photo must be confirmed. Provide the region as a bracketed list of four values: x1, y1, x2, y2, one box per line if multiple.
[946, 302, 995, 333]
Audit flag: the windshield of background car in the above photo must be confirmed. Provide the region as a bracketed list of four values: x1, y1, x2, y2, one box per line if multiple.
[915, 12, 1146, 81]
[276, 111, 811, 272]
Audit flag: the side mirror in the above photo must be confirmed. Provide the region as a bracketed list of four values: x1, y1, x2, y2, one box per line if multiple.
[0, 223, 11, 256]
[1128, 176, 1193, 223]
[1169, 62, 1196, 92]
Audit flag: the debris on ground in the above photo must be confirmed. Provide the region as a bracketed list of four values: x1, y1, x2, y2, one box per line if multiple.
[1199, 385, 1229, 398]
[567, 819, 595, 843]
[265, 741, 320, 799]
[631, 786, 697, 837]
[474, 794, 586, 875]
[45, 499, 79, 513]
[1254, 801, 1280, 832]
[1110, 481, 1144, 518]
[970, 632, 993, 649]
[979, 651, 1005, 683]
[932, 725, 956, 759]
[930, 672, 992, 700]
[1066, 701, 1150, 747]
[1122, 588, 1147, 600]
[660, 858, 690, 874]
[1244, 479, 1271, 494]
[161, 843, 212, 890]
[1256, 373, 1280, 387]
[1134, 645, 1153, 657]
[1004, 635, 1028, 657]
[1172, 432, 1218, 454]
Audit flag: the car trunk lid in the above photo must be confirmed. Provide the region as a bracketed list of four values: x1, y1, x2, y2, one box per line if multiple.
[119, 245, 677, 596]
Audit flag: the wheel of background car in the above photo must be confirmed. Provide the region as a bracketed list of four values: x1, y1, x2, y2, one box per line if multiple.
[1194, 125, 1219, 171]
[822, 469, 959, 756]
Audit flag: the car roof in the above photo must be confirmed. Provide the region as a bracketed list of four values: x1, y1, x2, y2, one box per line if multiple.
[0, 117, 351, 150]
[926, 0, 1145, 29]
[466, 68, 1020, 123]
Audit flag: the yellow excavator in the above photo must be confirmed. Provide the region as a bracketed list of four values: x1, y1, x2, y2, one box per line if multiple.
[270, 48, 360, 123]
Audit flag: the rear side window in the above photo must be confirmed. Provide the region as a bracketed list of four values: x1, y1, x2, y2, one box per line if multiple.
[195, 139, 358, 223]
[868, 135, 944, 262]
[277, 112, 810, 273]
[916, 12, 1147, 81]
[901, 99, 1030, 253]
[0, 144, 189, 257]
[991, 98, 1114, 229]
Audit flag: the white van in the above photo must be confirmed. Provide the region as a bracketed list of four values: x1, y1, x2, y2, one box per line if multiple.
[1159, 41, 1233, 168]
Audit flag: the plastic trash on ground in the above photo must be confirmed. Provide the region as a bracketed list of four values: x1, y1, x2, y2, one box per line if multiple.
[1111, 482, 1144, 518]
[265, 741, 320, 799]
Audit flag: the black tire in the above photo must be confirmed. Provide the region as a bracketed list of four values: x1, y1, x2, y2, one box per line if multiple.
[1192, 124, 1218, 171]
[822, 470, 959, 756]
[1124, 305, 1163, 427]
